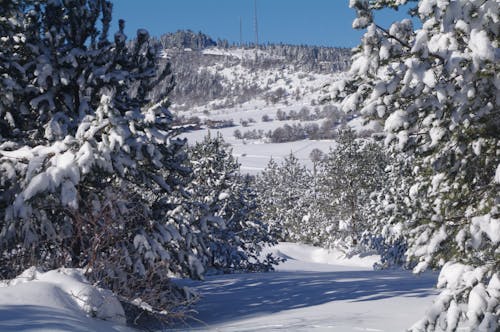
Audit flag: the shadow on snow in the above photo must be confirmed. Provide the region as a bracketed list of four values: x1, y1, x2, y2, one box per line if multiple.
[0, 304, 124, 332]
[171, 268, 437, 329]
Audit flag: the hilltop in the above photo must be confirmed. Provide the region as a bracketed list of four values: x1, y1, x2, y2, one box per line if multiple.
[148, 31, 377, 173]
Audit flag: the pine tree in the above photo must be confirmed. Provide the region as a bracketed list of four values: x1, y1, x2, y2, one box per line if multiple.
[316, 127, 388, 251]
[0, 0, 204, 318]
[255, 153, 313, 242]
[366, 151, 414, 269]
[331, 1, 499, 329]
[187, 133, 279, 273]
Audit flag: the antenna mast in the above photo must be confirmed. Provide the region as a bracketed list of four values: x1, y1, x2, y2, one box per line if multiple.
[240, 16, 243, 47]
[254, 0, 259, 48]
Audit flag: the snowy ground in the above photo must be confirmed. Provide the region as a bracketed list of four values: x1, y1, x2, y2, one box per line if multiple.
[0, 268, 134, 332]
[170, 243, 439, 332]
[0, 243, 438, 332]
[179, 113, 380, 175]
[182, 125, 339, 174]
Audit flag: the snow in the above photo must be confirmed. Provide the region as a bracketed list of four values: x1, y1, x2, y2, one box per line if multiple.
[171, 242, 438, 331]
[469, 29, 495, 63]
[384, 110, 407, 132]
[263, 242, 381, 270]
[0, 243, 439, 331]
[9, 146, 82, 215]
[179, 108, 377, 175]
[0, 267, 133, 332]
[423, 69, 436, 88]
[202, 47, 280, 61]
[182, 126, 338, 174]
[218, 192, 230, 200]
[470, 213, 500, 247]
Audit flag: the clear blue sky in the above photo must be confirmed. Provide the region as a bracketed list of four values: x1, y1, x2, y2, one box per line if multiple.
[112, 1, 415, 48]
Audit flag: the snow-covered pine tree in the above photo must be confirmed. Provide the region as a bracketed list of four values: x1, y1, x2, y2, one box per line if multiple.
[0, 1, 27, 140]
[255, 153, 314, 242]
[187, 133, 279, 274]
[316, 127, 388, 251]
[0, 0, 207, 318]
[254, 158, 285, 236]
[366, 151, 415, 269]
[331, 1, 499, 330]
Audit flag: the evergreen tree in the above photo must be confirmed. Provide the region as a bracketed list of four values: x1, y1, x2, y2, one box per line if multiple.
[0, 0, 204, 319]
[317, 127, 388, 250]
[366, 151, 414, 269]
[186, 133, 279, 273]
[255, 154, 313, 242]
[330, 1, 499, 329]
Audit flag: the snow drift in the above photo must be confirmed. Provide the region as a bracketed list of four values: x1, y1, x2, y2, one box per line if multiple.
[0, 267, 133, 332]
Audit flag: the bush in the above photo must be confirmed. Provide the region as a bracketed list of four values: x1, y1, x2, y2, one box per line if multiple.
[261, 114, 273, 122]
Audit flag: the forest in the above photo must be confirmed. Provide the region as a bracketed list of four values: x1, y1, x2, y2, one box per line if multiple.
[0, 0, 498, 331]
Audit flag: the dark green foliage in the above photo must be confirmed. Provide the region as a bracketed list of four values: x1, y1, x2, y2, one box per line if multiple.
[187, 133, 280, 274]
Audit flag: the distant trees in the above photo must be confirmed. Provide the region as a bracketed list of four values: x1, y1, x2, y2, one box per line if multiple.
[159, 29, 216, 50]
[261, 114, 272, 122]
[276, 109, 288, 121]
[255, 128, 388, 251]
[150, 30, 352, 109]
[253, 43, 351, 72]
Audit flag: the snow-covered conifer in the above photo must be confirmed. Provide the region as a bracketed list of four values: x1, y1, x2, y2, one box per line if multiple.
[255, 153, 314, 242]
[0, 0, 203, 318]
[366, 151, 414, 268]
[331, 1, 499, 329]
[187, 133, 279, 273]
[317, 127, 388, 250]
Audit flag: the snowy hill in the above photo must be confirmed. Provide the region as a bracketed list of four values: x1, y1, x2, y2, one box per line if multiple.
[152, 31, 380, 174]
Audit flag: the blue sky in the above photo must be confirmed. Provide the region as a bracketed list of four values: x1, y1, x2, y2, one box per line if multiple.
[112, 1, 415, 48]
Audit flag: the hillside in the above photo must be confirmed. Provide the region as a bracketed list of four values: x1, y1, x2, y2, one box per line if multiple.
[155, 30, 351, 110]
[152, 31, 378, 173]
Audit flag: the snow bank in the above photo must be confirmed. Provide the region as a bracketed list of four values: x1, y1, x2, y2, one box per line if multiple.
[262, 242, 380, 271]
[0, 267, 133, 332]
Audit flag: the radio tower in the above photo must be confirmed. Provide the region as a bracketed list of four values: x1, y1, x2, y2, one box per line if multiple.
[240, 16, 243, 47]
[240, 16, 244, 59]
[254, 0, 259, 49]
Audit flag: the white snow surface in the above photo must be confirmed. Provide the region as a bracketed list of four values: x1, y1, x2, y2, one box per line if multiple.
[171, 242, 439, 331]
[0, 243, 439, 331]
[0, 267, 133, 332]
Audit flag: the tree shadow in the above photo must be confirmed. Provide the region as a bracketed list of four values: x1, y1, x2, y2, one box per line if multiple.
[0, 305, 127, 332]
[171, 268, 437, 329]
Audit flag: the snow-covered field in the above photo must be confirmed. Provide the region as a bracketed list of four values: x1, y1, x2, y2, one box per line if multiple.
[182, 124, 339, 173]
[171, 243, 438, 331]
[178, 99, 380, 174]
[181, 118, 379, 174]
[0, 243, 438, 332]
